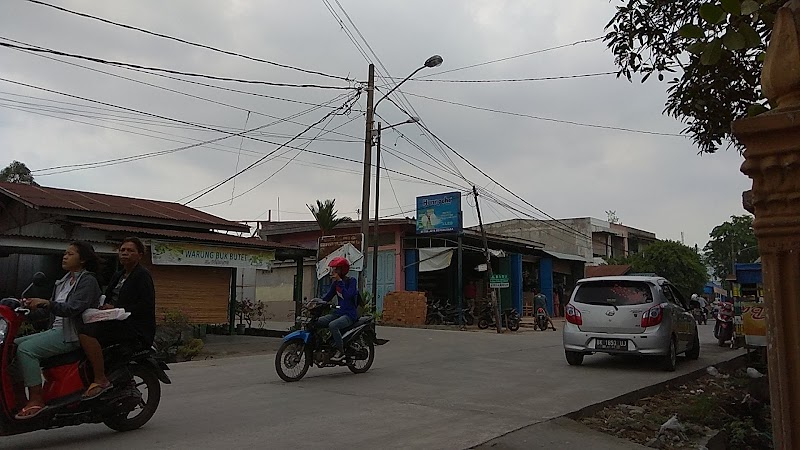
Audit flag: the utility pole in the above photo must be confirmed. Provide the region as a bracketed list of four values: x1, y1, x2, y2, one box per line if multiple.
[359, 64, 375, 295]
[473, 186, 502, 334]
[371, 122, 382, 313]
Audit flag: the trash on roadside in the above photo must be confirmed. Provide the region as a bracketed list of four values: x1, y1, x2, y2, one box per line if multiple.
[659, 414, 684, 434]
[746, 367, 765, 379]
[706, 366, 729, 379]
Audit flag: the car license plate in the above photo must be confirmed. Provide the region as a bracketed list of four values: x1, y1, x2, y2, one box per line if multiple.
[596, 339, 627, 350]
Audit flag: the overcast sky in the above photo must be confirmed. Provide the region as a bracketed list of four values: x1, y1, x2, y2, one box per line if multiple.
[0, 0, 752, 250]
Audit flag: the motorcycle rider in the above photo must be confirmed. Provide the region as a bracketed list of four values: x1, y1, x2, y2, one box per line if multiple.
[533, 287, 556, 331]
[319, 257, 359, 362]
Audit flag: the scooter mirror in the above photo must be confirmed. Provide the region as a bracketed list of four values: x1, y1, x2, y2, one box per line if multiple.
[32, 272, 47, 286]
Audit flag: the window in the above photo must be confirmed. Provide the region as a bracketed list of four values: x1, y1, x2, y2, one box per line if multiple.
[573, 280, 654, 306]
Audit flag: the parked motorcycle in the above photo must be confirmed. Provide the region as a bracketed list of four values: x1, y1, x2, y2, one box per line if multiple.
[534, 307, 550, 331]
[713, 301, 735, 346]
[0, 272, 170, 437]
[477, 304, 521, 331]
[275, 298, 387, 382]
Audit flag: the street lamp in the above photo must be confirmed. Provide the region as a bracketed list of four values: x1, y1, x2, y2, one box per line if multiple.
[359, 55, 443, 307]
[371, 117, 420, 308]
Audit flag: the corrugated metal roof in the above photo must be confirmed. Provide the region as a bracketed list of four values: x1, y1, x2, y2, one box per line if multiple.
[259, 218, 415, 235]
[0, 182, 248, 232]
[73, 221, 308, 252]
[541, 250, 589, 262]
[585, 265, 632, 278]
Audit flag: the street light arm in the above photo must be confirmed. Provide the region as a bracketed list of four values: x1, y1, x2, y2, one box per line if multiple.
[374, 65, 425, 110]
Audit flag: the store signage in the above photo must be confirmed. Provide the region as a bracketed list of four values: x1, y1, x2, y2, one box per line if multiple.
[151, 240, 275, 270]
[416, 192, 462, 234]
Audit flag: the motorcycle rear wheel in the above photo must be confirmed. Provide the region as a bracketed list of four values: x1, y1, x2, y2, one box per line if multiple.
[477, 318, 489, 329]
[347, 335, 375, 374]
[275, 339, 311, 382]
[507, 318, 520, 331]
[104, 365, 161, 432]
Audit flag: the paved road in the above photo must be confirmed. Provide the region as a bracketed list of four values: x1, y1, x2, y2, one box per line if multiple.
[3, 324, 741, 450]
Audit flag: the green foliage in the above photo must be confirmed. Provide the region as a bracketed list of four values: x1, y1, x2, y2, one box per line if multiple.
[605, 0, 782, 154]
[307, 199, 352, 235]
[177, 338, 204, 361]
[155, 309, 194, 361]
[235, 298, 271, 328]
[606, 240, 707, 296]
[0, 161, 37, 184]
[703, 214, 758, 280]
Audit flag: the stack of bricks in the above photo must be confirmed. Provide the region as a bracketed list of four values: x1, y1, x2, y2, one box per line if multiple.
[381, 291, 427, 326]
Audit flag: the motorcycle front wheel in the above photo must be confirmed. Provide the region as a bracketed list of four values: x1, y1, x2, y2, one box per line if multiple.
[507, 318, 521, 331]
[104, 365, 161, 432]
[275, 339, 310, 382]
[347, 335, 375, 374]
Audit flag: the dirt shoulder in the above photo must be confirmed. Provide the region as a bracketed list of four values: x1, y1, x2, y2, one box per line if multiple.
[578, 363, 772, 449]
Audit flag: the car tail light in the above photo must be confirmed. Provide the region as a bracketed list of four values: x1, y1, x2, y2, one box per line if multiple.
[565, 304, 582, 325]
[641, 304, 665, 328]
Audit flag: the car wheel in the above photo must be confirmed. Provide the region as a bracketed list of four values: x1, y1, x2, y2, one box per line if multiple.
[661, 337, 677, 372]
[565, 351, 584, 366]
[686, 332, 700, 360]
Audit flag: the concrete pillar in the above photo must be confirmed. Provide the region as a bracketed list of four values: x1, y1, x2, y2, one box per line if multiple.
[733, 2, 800, 446]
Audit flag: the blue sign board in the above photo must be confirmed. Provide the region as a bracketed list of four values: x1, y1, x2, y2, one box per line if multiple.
[416, 192, 462, 234]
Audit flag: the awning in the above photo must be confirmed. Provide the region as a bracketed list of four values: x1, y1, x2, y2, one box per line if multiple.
[541, 250, 588, 263]
[418, 248, 454, 272]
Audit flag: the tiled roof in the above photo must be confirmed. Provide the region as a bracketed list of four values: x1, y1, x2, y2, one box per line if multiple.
[0, 182, 248, 232]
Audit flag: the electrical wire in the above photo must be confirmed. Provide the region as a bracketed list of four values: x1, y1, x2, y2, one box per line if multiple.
[0, 39, 356, 90]
[25, 0, 355, 82]
[323, 0, 465, 179]
[379, 71, 617, 85]
[6, 44, 352, 109]
[182, 92, 362, 204]
[417, 37, 604, 78]
[402, 90, 685, 137]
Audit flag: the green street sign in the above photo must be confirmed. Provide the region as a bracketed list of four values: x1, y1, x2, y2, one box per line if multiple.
[489, 274, 509, 289]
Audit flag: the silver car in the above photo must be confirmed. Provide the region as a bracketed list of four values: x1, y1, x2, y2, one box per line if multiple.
[562, 275, 699, 371]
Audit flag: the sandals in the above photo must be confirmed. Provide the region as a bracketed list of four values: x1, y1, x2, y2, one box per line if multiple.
[82, 381, 112, 401]
[15, 404, 48, 420]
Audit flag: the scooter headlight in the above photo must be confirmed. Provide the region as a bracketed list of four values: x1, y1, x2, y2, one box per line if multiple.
[0, 318, 7, 345]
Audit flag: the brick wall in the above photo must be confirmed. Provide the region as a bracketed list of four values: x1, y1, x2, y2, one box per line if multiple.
[381, 291, 427, 326]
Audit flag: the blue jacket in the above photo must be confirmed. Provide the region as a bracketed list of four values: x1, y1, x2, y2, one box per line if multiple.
[323, 277, 359, 321]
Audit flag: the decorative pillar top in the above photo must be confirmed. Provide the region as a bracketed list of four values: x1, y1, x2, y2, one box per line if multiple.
[762, 0, 800, 111]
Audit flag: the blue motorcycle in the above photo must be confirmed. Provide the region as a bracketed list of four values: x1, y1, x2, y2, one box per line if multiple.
[275, 298, 387, 382]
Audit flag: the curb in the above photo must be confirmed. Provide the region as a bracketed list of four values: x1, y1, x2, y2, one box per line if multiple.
[565, 353, 748, 420]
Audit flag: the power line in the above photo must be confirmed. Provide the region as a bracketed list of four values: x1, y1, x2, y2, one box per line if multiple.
[2, 42, 366, 141]
[408, 116, 598, 242]
[6, 44, 351, 110]
[417, 37, 604, 78]
[380, 71, 617, 84]
[183, 93, 361, 204]
[0, 39, 356, 90]
[25, 0, 355, 83]
[402, 90, 685, 137]
[0, 77, 355, 174]
[324, 0, 465, 179]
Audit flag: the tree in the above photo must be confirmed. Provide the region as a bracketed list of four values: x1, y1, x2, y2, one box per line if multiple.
[606, 210, 621, 224]
[605, 0, 782, 154]
[307, 199, 351, 235]
[606, 240, 708, 296]
[703, 214, 758, 280]
[0, 161, 37, 185]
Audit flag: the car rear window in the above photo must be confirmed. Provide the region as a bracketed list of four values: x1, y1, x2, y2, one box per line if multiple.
[573, 280, 654, 306]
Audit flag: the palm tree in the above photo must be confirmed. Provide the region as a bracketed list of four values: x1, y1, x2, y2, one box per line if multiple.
[307, 199, 351, 235]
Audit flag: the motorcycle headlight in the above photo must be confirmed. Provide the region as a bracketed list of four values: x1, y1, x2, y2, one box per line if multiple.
[0, 318, 7, 345]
